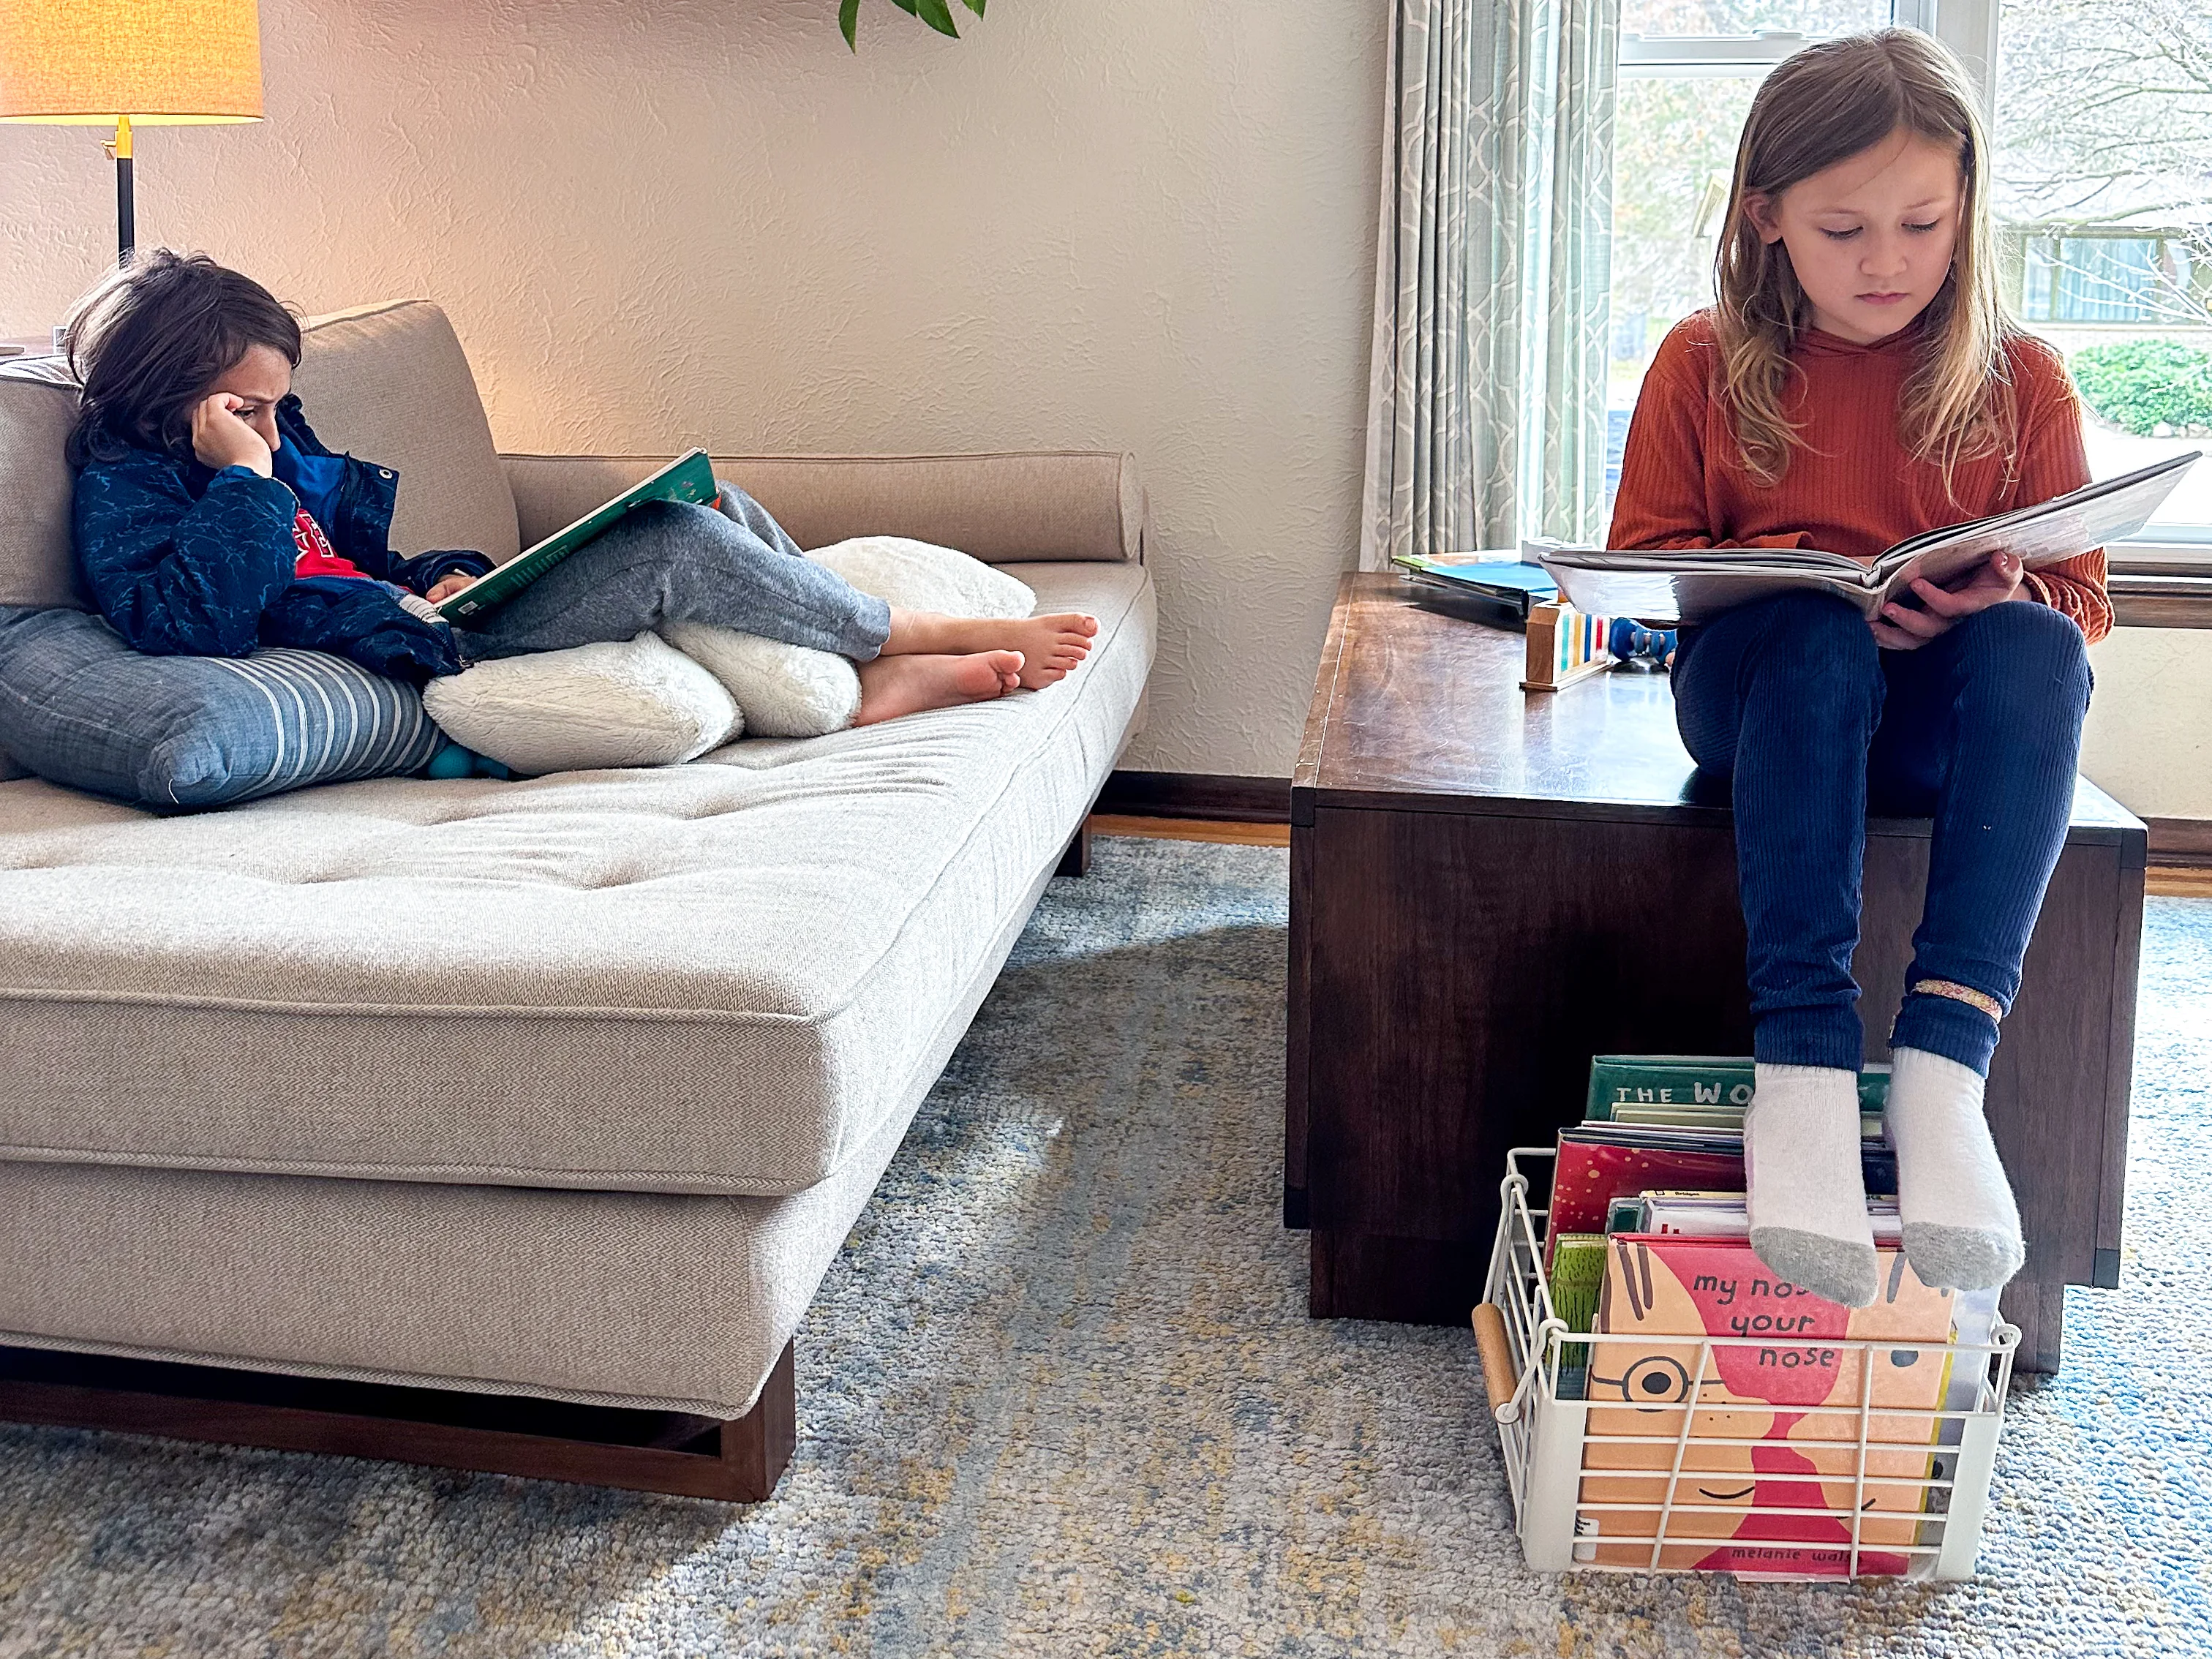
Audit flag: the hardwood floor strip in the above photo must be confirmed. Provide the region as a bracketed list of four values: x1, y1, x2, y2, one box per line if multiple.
[2148, 867, 2212, 898]
[1087, 814, 1292, 848]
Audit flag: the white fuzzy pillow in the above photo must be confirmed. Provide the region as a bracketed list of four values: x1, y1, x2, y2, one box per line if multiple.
[666, 537, 1037, 740]
[810, 535, 1037, 620]
[423, 632, 740, 775]
[662, 623, 863, 738]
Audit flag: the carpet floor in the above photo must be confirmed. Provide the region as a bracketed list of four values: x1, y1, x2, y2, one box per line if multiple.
[1, 835, 2205, 1658]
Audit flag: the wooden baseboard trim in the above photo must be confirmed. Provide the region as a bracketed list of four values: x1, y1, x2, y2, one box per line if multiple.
[2148, 816, 2212, 869]
[0, 1341, 797, 1502]
[1098, 770, 1290, 824]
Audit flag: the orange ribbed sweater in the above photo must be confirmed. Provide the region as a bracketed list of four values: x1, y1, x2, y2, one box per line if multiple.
[1607, 311, 2112, 644]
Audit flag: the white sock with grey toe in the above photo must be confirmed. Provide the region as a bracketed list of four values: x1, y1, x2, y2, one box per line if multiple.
[1745, 1063, 1879, 1309]
[1886, 1046, 2026, 1291]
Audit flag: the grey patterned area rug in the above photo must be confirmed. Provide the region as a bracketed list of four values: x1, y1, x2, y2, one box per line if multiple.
[1, 836, 2206, 1658]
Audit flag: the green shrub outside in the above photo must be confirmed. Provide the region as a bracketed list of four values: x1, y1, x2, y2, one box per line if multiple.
[2069, 339, 2212, 436]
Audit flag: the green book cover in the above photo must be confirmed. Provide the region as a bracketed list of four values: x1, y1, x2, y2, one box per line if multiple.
[436, 448, 721, 622]
[1549, 1231, 1609, 1399]
[1584, 1055, 1889, 1119]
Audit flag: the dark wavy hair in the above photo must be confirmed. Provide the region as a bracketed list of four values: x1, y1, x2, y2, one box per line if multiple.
[64, 250, 302, 469]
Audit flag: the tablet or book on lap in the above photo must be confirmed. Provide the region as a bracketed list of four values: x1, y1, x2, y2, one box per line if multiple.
[1529, 450, 2200, 625]
[436, 448, 721, 621]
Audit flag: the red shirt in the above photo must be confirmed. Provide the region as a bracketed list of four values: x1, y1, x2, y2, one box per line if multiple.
[290, 508, 368, 580]
[1606, 310, 2112, 644]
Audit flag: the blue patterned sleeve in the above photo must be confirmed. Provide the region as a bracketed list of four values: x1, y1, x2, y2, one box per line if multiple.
[73, 459, 301, 658]
[389, 549, 496, 594]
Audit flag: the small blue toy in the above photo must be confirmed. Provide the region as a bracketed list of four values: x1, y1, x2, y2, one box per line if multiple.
[426, 740, 512, 781]
[1607, 617, 1677, 673]
[426, 740, 473, 780]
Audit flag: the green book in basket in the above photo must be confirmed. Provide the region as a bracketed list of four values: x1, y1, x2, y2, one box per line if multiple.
[435, 448, 721, 622]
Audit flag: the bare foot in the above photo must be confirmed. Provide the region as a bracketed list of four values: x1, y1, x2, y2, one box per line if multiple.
[884, 612, 1099, 691]
[854, 650, 1023, 726]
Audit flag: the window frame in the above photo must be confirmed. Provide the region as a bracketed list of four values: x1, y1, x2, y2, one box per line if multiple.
[1613, 0, 2212, 613]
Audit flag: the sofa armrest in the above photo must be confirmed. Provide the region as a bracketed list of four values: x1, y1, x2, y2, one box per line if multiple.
[499, 451, 1146, 567]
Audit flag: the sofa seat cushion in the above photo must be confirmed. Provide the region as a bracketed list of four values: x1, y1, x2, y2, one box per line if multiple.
[0, 560, 1152, 1197]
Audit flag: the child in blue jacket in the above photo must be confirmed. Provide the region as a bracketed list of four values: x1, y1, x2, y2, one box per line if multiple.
[69, 251, 1097, 723]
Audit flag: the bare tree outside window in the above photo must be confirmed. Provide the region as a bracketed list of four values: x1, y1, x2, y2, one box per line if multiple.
[1996, 0, 2211, 535]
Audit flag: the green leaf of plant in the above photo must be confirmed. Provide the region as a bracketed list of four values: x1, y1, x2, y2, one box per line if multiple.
[840, 0, 860, 49]
[887, 0, 919, 15]
[913, 0, 961, 35]
[961, 0, 985, 15]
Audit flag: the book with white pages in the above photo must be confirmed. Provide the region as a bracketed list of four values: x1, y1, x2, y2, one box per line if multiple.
[1529, 450, 2200, 625]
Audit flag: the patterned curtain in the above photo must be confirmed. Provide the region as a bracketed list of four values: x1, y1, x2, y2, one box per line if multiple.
[1358, 0, 1621, 570]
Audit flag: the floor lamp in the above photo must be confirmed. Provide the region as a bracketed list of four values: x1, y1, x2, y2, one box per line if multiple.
[0, 0, 263, 264]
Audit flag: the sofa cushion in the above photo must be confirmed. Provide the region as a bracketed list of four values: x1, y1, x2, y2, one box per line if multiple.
[505, 451, 1146, 566]
[0, 605, 444, 809]
[0, 560, 1153, 1197]
[0, 301, 517, 614]
[0, 358, 84, 610]
[287, 301, 521, 565]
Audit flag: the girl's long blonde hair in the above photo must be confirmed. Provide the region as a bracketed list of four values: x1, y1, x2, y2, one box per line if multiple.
[1713, 29, 2018, 493]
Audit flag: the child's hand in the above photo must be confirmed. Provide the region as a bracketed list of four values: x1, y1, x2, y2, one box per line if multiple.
[190, 392, 274, 477]
[424, 573, 476, 603]
[1870, 552, 2025, 650]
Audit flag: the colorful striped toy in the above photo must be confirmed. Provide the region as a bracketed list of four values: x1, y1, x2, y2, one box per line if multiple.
[1521, 600, 1614, 691]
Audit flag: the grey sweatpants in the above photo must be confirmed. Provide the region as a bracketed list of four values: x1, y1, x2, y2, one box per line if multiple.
[448, 482, 892, 664]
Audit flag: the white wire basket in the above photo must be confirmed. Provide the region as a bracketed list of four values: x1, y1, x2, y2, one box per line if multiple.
[1478, 1147, 2019, 1581]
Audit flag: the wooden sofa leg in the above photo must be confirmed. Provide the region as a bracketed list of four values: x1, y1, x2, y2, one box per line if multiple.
[0, 1338, 799, 1502]
[1056, 823, 1092, 878]
[722, 1340, 799, 1499]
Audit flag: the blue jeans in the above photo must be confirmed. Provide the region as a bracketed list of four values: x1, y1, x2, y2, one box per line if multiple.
[1671, 591, 2092, 1077]
[449, 483, 892, 664]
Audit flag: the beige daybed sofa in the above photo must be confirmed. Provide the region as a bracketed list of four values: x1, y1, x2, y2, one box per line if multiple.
[0, 301, 1154, 1495]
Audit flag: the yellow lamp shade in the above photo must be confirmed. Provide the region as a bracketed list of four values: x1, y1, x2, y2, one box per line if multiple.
[0, 0, 261, 124]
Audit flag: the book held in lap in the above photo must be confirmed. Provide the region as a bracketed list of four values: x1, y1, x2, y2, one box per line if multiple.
[1532, 451, 2198, 625]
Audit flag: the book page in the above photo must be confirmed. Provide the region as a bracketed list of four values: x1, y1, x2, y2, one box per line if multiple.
[1873, 450, 2200, 604]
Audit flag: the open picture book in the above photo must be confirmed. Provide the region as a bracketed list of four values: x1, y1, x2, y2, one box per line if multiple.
[435, 448, 721, 621]
[1529, 451, 2199, 626]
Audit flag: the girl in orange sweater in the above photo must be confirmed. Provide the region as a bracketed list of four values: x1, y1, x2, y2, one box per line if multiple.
[1609, 30, 2104, 1306]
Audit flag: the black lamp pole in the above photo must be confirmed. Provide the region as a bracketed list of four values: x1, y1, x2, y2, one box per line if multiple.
[108, 114, 134, 262]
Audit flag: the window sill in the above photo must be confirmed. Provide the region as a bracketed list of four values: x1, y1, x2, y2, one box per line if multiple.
[2110, 571, 2212, 630]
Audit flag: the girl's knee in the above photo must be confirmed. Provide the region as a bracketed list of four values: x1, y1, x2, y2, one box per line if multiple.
[1957, 601, 2091, 701]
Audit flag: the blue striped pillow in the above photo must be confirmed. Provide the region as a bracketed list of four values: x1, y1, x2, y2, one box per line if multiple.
[0, 605, 443, 810]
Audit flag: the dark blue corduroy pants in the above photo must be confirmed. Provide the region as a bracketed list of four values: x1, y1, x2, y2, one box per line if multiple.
[1672, 591, 2093, 1077]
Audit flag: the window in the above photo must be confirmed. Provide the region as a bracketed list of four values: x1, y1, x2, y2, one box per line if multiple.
[1604, 0, 2212, 571]
[1606, 2, 1900, 519]
[1995, 0, 2212, 558]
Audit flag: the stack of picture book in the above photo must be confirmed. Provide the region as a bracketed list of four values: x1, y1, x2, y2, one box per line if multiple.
[1388, 550, 1560, 621]
[1544, 1055, 2000, 1578]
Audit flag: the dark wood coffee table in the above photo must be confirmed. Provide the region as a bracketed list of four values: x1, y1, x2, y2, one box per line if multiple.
[1287, 572, 2144, 1374]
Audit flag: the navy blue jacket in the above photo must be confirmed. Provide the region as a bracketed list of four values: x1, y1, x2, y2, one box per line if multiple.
[72, 398, 495, 683]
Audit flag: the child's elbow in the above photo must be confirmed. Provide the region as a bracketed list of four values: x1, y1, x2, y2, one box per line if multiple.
[103, 590, 261, 660]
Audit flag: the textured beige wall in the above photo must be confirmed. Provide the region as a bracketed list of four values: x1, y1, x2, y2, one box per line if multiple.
[0, 0, 1387, 778]
[2083, 628, 2212, 822]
